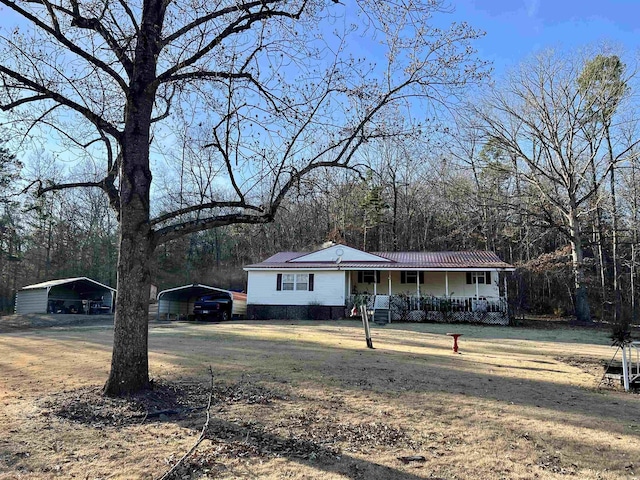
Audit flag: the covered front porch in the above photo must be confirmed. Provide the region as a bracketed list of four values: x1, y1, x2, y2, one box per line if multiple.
[344, 269, 510, 324]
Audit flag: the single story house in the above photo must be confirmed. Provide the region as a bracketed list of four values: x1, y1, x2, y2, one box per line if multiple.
[244, 244, 515, 324]
[14, 277, 116, 314]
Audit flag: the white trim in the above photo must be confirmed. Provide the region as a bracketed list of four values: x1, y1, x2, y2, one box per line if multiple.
[245, 267, 341, 271]
[245, 267, 516, 272]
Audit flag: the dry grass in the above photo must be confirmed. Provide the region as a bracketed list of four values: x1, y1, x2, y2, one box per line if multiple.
[0, 318, 638, 479]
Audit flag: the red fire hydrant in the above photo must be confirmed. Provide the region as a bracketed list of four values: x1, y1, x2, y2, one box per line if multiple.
[446, 333, 462, 353]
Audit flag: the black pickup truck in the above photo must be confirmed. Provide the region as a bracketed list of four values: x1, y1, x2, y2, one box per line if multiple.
[193, 294, 232, 321]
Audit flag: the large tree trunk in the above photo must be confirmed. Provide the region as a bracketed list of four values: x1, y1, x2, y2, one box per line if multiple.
[569, 209, 591, 324]
[103, 109, 154, 394]
[104, 203, 153, 395]
[103, 1, 163, 395]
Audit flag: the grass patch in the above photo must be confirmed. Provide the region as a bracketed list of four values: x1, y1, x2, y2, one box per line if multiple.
[0, 319, 638, 479]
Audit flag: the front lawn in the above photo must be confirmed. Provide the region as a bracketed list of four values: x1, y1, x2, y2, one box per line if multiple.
[0, 319, 637, 479]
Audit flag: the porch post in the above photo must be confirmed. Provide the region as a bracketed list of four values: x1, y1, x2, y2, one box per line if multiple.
[475, 274, 479, 299]
[445, 271, 449, 296]
[417, 271, 421, 310]
[503, 271, 508, 310]
[388, 271, 392, 324]
[374, 272, 377, 296]
[347, 271, 351, 302]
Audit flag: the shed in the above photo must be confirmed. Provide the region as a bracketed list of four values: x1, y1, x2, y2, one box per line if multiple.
[156, 284, 247, 320]
[14, 277, 116, 314]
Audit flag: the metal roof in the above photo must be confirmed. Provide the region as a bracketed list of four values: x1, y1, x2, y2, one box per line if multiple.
[245, 250, 514, 270]
[261, 252, 303, 263]
[20, 277, 116, 292]
[157, 283, 238, 301]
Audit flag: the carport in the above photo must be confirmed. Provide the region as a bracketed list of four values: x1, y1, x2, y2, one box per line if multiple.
[156, 284, 246, 320]
[14, 277, 116, 314]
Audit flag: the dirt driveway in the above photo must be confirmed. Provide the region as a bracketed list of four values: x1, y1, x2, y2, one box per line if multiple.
[0, 313, 114, 332]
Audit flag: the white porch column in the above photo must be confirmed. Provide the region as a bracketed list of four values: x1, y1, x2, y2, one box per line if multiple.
[347, 271, 351, 299]
[503, 271, 508, 306]
[445, 271, 449, 296]
[388, 271, 392, 323]
[374, 272, 377, 296]
[475, 274, 479, 299]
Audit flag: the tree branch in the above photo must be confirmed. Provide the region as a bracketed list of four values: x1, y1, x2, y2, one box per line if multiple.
[0, 65, 122, 140]
[154, 212, 273, 245]
[160, 0, 289, 46]
[0, 0, 129, 92]
[156, 366, 215, 480]
[150, 201, 264, 226]
[155, 4, 306, 86]
[67, 0, 135, 77]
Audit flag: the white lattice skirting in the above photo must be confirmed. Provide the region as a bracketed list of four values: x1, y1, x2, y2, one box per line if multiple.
[396, 310, 509, 325]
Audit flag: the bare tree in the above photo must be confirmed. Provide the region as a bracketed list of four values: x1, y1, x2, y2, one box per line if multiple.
[474, 50, 638, 324]
[0, 0, 486, 394]
[578, 54, 630, 322]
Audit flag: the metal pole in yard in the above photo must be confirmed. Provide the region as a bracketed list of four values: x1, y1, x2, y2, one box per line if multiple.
[622, 344, 630, 392]
[360, 305, 374, 349]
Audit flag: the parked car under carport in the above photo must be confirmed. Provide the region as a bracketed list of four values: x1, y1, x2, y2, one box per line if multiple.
[155, 284, 247, 321]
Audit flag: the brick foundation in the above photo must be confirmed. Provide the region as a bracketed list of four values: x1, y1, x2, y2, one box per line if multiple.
[247, 304, 345, 320]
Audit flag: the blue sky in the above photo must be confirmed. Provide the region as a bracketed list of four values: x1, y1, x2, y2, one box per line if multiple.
[1, 0, 637, 77]
[447, 0, 640, 75]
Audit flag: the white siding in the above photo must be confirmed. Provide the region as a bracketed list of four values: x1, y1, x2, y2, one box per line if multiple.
[247, 271, 345, 306]
[289, 245, 390, 263]
[15, 289, 48, 314]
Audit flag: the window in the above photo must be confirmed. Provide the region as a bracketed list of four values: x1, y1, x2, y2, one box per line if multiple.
[295, 274, 308, 290]
[357, 271, 381, 284]
[401, 271, 424, 284]
[466, 272, 491, 285]
[282, 274, 295, 290]
[362, 271, 376, 283]
[277, 273, 314, 291]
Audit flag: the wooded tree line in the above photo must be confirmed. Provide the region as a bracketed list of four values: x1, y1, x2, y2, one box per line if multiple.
[3, 49, 639, 325]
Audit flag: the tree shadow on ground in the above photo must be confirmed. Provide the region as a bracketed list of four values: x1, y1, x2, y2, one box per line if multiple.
[38, 379, 429, 480]
[176, 416, 430, 480]
[27, 321, 640, 431]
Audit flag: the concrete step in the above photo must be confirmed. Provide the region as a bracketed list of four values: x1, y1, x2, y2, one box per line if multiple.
[373, 309, 389, 324]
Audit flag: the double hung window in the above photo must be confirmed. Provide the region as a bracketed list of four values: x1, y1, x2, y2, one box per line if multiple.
[277, 273, 314, 291]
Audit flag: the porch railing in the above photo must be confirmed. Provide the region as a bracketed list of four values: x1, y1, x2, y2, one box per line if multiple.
[349, 294, 507, 314]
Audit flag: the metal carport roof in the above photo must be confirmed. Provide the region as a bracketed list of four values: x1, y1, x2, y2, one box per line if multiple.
[156, 284, 233, 301]
[20, 277, 116, 293]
